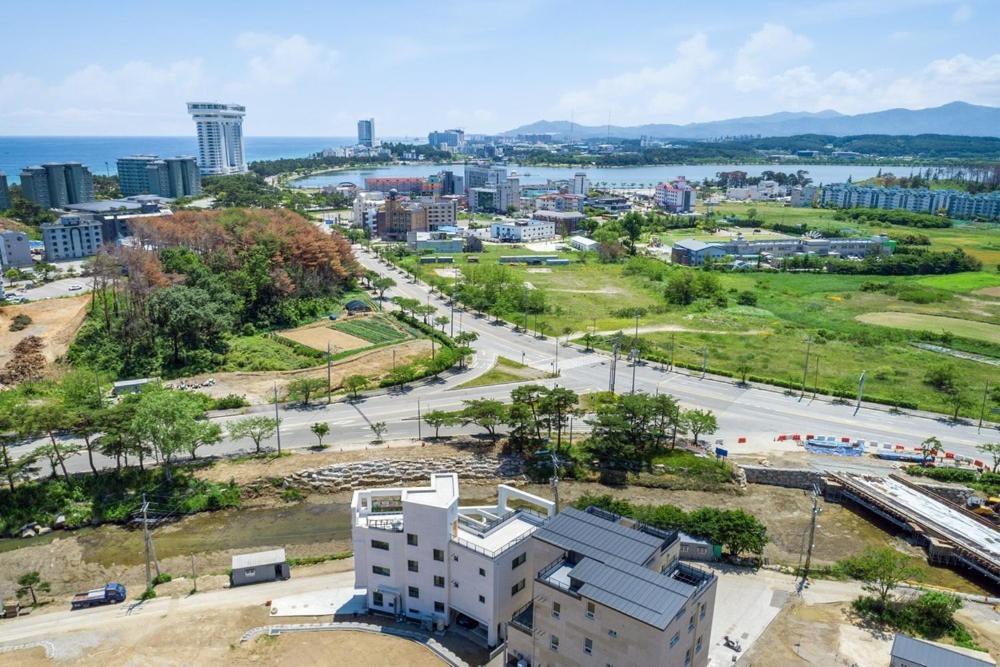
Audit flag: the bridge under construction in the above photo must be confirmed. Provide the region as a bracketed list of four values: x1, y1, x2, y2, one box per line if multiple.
[828, 472, 1000, 588]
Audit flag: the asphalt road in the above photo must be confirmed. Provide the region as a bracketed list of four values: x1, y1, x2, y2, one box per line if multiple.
[13, 245, 998, 475]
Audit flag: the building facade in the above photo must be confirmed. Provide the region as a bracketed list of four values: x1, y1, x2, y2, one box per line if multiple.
[655, 178, 696, 213]
[364, 177, 434, 195]
[819, 183, 1000, 221]
[0, 172, 9, 210]
[187, 102, 247, 175]
[429, 129, 465, 150]
[535, 193, 584, 213]
[469, 176, 520, 214]
[351, 474, 555, 647]
[117, 155, 201, 198]
[353, 191, 385, 236]
[41, 214, 105, 261]
[20, 163, 95, 208]
[505, 507, 717, 667]
[358, 118, 375, 147]
[0, 230, 33, 269]
[572, 172, 590, 196]
[671, 235, 894, 266]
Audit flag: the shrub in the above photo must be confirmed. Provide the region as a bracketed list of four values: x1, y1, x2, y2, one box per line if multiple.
[212, 394, 249, 410]
[281, 487, 305, 502]
[152, 572, 173, 586]
[8, 314, 32, 331]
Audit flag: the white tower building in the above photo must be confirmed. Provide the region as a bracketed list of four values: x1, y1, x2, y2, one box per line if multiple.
[186, 102, 247, 175]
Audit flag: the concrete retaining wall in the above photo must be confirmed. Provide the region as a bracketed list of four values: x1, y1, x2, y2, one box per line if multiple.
[739, 465, 825, 490]
[286, 455, 525, 492]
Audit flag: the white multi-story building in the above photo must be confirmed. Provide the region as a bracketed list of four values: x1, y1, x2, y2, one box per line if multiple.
[352, 474, 555, 647]
[490, 219, 556, 242]
[40, 214, 104, 261]
[819, 183, 1000, 220]
[187, 102, 247, 175]
[535, 193, 584, 212]
[655, 177, 696, 213]
[353, 191, 385, 237]
[572, 172, 590, 196]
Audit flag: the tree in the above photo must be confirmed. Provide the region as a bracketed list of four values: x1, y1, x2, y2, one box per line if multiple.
[343, 374, 369, 399]
[287, 377, 327, 405]
[16, 571, 50, 606]
[370, 421, 387, 443]
[148, 285, 234, 366]
[461, 399, 508, 443]
[311, 422, 330, 448]
[734, 354, 754, 385]
[228, 416, 279, 455]
[372, 276, 396, 304]
[682, 409, 718, 447]
[59, 370, 106, 475]
[423, 410, 458, 438]
[924, 364, 969, 419]
[541, 387, 579, 450]
[33, 262, 57, 281]
[919, 436, 941, 466]
[976, 442, 1000, 473]
[434, 315, 450, 332]
[188, 421, 222, 460]
[131, 387, 210, 481]
[25, 401, 74, 484]
[581, 331, 596, 352]
[414, 304, 436, 324]
[840, 547, 921, 609]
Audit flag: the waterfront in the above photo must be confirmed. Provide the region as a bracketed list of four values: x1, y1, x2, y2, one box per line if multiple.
[291, 162, 928, 189]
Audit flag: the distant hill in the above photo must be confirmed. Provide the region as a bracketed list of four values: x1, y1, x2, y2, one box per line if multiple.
[505, 102, 1000, 140]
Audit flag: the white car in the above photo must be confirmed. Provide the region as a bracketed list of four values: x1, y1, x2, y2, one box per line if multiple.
[68, 283, 84, 291]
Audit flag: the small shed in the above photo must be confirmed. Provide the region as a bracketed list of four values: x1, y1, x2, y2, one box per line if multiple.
[230, 548, 290, 587]
[344, 299, 373, 314]
[111, 377, 160, 397]
[678, 532, 721, 562]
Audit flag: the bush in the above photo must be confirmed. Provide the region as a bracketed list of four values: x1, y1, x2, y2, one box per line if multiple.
[736, 290, 758, 306]
[281, 488, 305, 503]
[8, 314, 32, 331]
[151, 572, 173, 586]
[140, 588, 157, 601]
[212, 393, 250, 410]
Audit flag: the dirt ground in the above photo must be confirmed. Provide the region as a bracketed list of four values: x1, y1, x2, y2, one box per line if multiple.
[974, 286, 1000, 298]
[0, 295, 90, 367]
[236, 631, 445, 666]
[741, 599, 1000, 667]
[181, 338, 433, 403]
[279, 320, 368, 353]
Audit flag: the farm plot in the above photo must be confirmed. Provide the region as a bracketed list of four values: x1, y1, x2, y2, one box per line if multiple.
[330, 316, 409, 345]
[279, 320, 370, 353]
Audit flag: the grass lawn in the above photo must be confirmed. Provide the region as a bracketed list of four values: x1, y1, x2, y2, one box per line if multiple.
[856, 312, 1000, 344]
[456, 356, 553, 388]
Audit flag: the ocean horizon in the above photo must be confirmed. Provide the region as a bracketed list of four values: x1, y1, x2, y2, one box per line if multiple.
[0, 136, 359, 183]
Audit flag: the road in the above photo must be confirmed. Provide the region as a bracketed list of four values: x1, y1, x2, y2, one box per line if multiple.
[12, 245, 998, 475]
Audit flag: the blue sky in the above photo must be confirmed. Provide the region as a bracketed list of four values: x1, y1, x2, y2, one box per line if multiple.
[0, 0, 997, 136]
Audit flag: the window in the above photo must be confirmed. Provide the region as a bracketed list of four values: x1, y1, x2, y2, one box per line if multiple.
[408, 560, 419, 573]
[371, 539, 389, 551]
[670, 632, 680, 648]
[512, 553, 526, 569]
[550, 636, 559, 652]
[408, 586, 419, 599]
[433, 576, 445, 588]
[688, 615, 695, 632]
[696, 636, 703, 653]
[608, 630, 618, 639]
[684, 649, 691, 666]
[434, 601, 445, 613]
[552, 602, 560, 619]
[372, 592, 383, 606]
[586, 601, 595, 618]
[479, 567, 486, 577]
[700, 603, 706, 620]
[243, 568, 255, 577]
[511, 579, 525, 596]
[407, 533, 418, 547]
[584, 638, 593, 655]
[372, 565, 390, 576]
[479, 594, 485, 604]
[433, 549, 444, 562]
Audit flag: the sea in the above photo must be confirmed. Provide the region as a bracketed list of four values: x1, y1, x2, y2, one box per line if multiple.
[0, 136, 355, 183]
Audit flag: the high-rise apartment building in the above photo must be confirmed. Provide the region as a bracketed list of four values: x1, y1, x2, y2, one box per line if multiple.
[572, 171, 590, 196]
[187, 102, 247, 175]
[0, 172, 9, 210]
[428, 129, 465, 150]
[117, 155, 201, 198]
[358, 118, 375, 147]
[19, 163, 95, 208]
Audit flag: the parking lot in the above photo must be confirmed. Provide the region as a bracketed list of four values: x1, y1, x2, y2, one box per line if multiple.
[7, 276, 91, 302]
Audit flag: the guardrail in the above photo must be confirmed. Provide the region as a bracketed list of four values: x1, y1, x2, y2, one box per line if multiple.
[367, 517, 404, 532]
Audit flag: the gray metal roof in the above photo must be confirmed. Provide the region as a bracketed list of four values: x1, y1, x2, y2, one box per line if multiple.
[232, 548, 287, 569]
[673, 239, 716, 252]
[891, 634, 995, 667]
[569, 556, 696, 629]
[533, 507, 662, 566]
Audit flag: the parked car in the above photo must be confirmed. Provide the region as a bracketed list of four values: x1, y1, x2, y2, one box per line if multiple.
[68, 283, 84, 291]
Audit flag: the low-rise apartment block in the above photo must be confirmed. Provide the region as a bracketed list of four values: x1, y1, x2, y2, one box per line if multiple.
[490, 219, 556, 242]
[375, 192, 458, 241]
[655, 178, 696, 213]
[0, 229, 33, 269]
[819, 183, 1000, 221]
[535, 193, 584, 213]
[41, 214, 105, 261]
[505, 506, 717, 667]
[352, 474, 555, 647]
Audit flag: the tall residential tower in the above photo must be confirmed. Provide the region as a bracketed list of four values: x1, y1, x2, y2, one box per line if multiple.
[357, 118, 375, 147]
[186, 103, 247, 176]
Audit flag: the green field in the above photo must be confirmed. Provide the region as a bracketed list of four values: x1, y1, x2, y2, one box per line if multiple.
[456, 356, 553, 389]
[856, 312, 1000, 344]
[330, 316, 408, 345]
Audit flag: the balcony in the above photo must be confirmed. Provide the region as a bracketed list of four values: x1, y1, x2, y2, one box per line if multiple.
[536, 556, 579, 597]
[367, 517, 404, 532]
[509, 601, 534, 635]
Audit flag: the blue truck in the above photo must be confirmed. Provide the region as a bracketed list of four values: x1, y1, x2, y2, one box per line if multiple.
[70, 583, 126, 610]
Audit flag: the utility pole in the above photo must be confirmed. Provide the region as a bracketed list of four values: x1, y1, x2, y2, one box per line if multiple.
[798, 484, 821, 593]
[554, 336, 559, 375]
[701, 347, 708, 379]
[549, 449, 560, 514]
[417, 399, 422, 442]
[979, 380, 991, 433]
[854, 371, 867, 416]
[799, 338, 812, 400]
[327, 342, 332, 404]
[191, 555, 198, 593]
[392, 349, 397, 371]
[273, 383, 282, 454]
[630, 347, 639, 394]
[812, 356, 820, 400]
[94, 371, 103, 408]
[141, 494, 160, 592]
[670, 332, 675, 372]
[609, 342, 620, 393]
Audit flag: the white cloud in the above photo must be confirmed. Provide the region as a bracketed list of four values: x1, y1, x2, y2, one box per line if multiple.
[551, 24, 1000, 126]
[236, 32, 338, 86]
[951, 3, 972, 23]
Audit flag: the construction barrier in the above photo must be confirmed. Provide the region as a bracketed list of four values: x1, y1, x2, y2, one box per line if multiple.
[737, 436, 746, 444]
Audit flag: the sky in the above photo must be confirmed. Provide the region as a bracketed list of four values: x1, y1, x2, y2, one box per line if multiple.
[0, 0, 998, 137]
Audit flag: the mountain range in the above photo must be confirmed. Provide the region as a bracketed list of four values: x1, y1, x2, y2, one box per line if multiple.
[503, 102, 1000, 140]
